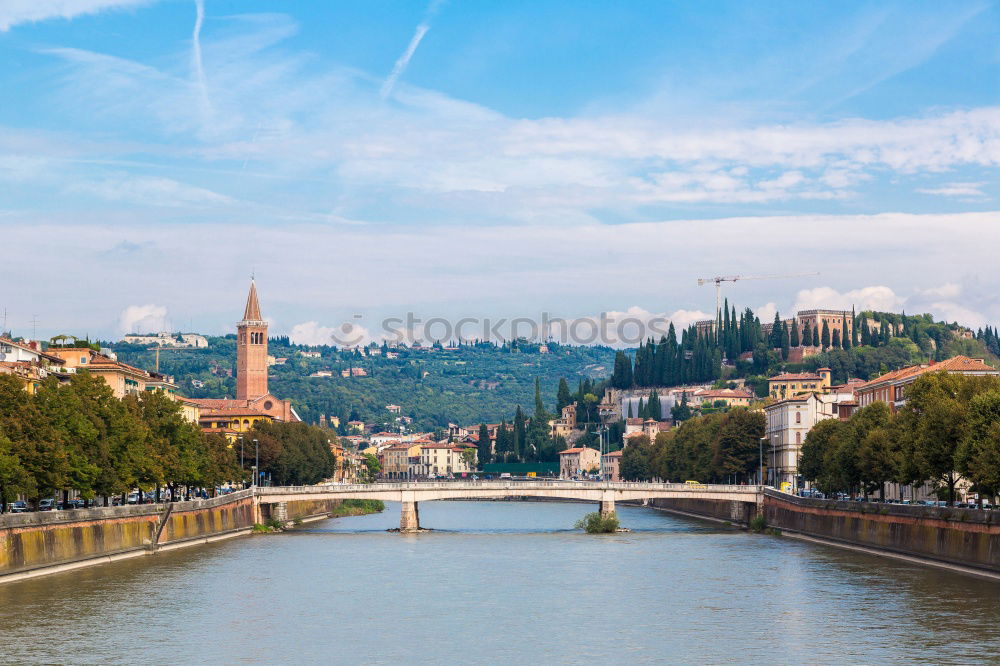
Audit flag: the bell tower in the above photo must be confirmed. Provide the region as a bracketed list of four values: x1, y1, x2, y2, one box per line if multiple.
[236, 279, 268, 401]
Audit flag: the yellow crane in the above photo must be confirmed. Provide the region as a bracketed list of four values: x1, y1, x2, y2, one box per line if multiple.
[697, 273, 820, 318]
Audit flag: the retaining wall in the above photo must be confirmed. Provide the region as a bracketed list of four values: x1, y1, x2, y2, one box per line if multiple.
[0, 491, 343, 583]
[763, 490, 1000, 574]
[649, 497, 759, 525]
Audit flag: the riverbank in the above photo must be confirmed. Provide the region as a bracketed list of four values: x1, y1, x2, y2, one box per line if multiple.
[649, 490, 1000, 578]
[0, 493, 378, 584]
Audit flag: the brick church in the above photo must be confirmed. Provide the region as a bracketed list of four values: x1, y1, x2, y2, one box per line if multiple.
[189, 280, 299, 426]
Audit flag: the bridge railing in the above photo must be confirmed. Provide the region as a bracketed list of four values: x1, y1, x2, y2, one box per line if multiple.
[256, 481, 763, 497]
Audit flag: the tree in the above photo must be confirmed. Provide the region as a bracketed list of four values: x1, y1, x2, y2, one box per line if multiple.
[556, 378, 572, 413]
[710, 409, 765, 482]
[790, 320, 800, 348]
[821, 321, 831, 350]
[770, 313, 783, 349]
[620, 435, 652, 480]
[903, 373, 968, 505]
[832, 328, 841, 349]
[780, 322, 791, 360]
[957, 390, 1000, 501]
[799, 419, 846, 494]
[360, 453, 381, 483]
[812, 323, 820, 347]
[647, 390, 662, 421]
[513, 407, 526, 461]
[801, 321, 812, 347]
[460, 447, 478, 471]
[671, 393, 691, 422]
[477, 423, 491, 466]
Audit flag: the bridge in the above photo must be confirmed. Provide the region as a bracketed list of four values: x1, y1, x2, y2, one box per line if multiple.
[255, 481, 764, 532]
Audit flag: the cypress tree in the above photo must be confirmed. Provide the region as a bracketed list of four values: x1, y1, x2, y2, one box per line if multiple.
[556, 378, 572, 413]
[842, 312, 852, 349]
[770, 312, 783, 349]
[811, 322, 820, 347]
[821, 321, 830, 350]
[832, 328, 841, 348]
[781, 322, 791, 360]
[801, 321, 812, 347]
[477, 423, 491, 465]
[851, 306, 859, 347]
[513, 407, 526, 460]
[627, 401, 634, 419]
[790, 319, 800, 347]
[648, 390, 662, 421]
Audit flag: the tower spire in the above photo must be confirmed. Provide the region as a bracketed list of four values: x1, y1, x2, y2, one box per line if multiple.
[243, 279, 262, 322]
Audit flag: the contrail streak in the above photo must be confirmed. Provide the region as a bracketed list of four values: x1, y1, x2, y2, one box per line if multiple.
[192, 0, 210, 117]
[380, 0, 445, 99]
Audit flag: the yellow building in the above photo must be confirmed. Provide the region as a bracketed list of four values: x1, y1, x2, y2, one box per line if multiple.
[768, 368, 831, 400]
[197, 406, 274, 433]
[383, 442, 424, 479]
[696, 388, 755, 407]
[46, 347, 150, 398]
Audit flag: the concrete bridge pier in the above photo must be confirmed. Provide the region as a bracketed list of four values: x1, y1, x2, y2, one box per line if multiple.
[399, 491, 420, 532]
[600, 491, 615, 519]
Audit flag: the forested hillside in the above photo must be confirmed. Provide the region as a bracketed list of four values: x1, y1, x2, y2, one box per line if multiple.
[110, 338, 616, 431]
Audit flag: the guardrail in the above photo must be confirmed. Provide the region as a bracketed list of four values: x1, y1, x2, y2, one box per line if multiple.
[257, 481, 764, 496]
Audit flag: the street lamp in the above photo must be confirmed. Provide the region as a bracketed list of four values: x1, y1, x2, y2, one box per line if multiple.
[253, 438, 259, 488]
[238, 435, 245, 488]
[759, 436, 766, 487]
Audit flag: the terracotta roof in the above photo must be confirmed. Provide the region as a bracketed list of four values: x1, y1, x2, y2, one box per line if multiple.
[625, 418, 644, 425]
[859, 356, 998, 390]
[769, 372, 822, 381]
[602, 450, 623, 458]
[559, 447, 598, 454]
[0, 337, 65, 364]
[242, 279, 263, 321]
[698, 389, 754, 399]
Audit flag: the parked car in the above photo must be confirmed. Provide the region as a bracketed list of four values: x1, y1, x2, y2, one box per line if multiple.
[6, 501, 28, 513]
[38, 499, 56, 511]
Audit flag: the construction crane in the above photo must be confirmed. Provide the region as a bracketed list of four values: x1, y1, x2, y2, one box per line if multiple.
[697, 273, 820, 318]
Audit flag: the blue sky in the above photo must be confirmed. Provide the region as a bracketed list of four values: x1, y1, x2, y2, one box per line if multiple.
[0, 0, 998, 343]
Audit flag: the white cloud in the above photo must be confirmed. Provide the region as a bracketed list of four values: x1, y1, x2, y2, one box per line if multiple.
[119, 304, 167, 334]
[792, 286, 903, 313]
[290, 321, 371, 347]
[68, 176, 234, 207]
[755, 302, 778, 323]
[917, 182, 988, 198]
[0, 0, 153, 31]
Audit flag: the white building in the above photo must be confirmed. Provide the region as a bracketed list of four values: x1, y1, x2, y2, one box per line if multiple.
[122, 332, 208, 348]
[764, 392, 854, 491]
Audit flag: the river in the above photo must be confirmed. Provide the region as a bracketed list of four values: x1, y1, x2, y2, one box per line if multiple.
[2, 501, 999, 664]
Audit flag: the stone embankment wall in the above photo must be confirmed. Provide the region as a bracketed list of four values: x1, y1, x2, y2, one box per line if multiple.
[649, 497, 759, 525]
[651, 490, 1000, 574]
[0, 492, 342, 583]
[763, 490, 1000, 574]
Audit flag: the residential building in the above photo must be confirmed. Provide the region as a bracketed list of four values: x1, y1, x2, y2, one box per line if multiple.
[856, 356, 999, 413]
[549, 402, 577, 438]
[383, 442, 424, 480]
[768, 368, 831, 400]
[601, 450, 623, 481]
[298, 350, 321, 358]
[0, 337, 66, 393]
[695, 388, 755, 407]
[764, 392, 858, 490]
[385, 404, 401, 414]
[558, 446, 601, 478]
[46, 347, 150, 398]
[418, 443, 477, 477]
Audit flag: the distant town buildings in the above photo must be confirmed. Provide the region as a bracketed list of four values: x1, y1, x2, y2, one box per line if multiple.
[122, 332, 208, 348]
[856, 356, 999, 413]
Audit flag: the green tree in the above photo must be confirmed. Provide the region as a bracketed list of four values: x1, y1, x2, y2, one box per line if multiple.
[790, 320, 800, 348]
[821, 321, 831, 350]
[477, 423, 492, 466]
[556, 378, 572, 413]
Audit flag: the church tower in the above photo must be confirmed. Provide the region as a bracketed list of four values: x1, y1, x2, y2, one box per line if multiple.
[236, 279, 268, 401]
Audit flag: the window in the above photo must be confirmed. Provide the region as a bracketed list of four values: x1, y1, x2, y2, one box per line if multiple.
[80, 356, 88, 364]
[796, 432, 801, 445]
[795, 412, 801, 424]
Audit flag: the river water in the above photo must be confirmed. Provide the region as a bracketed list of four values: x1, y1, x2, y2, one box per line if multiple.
[2, 501, 999, 665]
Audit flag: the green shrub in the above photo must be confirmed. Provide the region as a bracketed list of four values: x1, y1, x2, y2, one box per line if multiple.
[749, 514, 767, 532]
[574, 511, 619, 533]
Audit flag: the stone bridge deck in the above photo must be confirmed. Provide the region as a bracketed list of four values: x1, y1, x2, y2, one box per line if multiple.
[256, 481, 763, 532]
